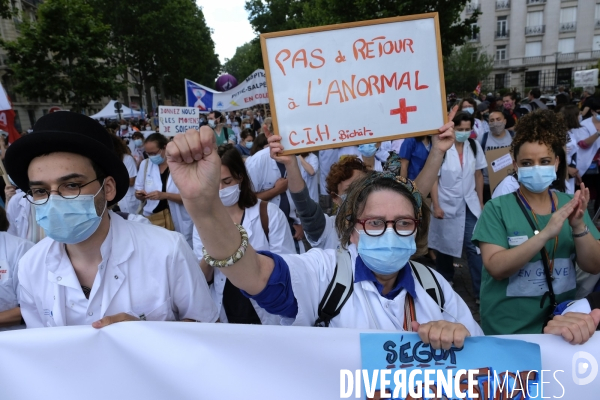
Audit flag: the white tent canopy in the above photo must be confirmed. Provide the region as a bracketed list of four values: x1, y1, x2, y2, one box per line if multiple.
[90, 100, 143, 120]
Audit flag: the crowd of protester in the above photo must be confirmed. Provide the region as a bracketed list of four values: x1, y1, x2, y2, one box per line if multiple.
[0, 91, 598, 351]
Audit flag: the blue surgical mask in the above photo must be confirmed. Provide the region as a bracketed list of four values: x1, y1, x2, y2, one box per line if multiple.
[208, 119, 216, 128]
[518, 165, 557, 193]
[245, 141, 254, 149]
[595, 114, 600, 122]
[455, 131, 471, 143]
[358, 143, 377, 157]
[149, 153, 164, 165]
[357, 228, 416, 275]
[244, 124, 251, 129]
[133, 139, 143, 147]
[35, 183, 106, 244]
[463, 107, 474, 115]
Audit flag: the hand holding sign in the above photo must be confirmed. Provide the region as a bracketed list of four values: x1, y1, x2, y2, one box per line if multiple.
[261, 13, 447, 155]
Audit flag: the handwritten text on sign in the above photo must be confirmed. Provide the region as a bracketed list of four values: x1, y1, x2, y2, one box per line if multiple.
[158, 106, 200, 137]
[263, 15, 445, 153]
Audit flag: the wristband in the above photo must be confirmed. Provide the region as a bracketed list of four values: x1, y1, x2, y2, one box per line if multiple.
[573, 226, 590, 238]
[202, 224, 249, 268]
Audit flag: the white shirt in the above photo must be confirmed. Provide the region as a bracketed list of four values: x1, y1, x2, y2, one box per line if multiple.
[306, 214, 339, 251]
[6, 189, 29, 240]
[245, 148, 299, 223]
[338, 147, 384, 171]
[298, 154, 320, 204]
[570, 123, 596, 177]
[192, 200, 296, 324]
[279, 245, 483, 335]
[0, 232, 34, 331]
[428, 141, 487, 257]
[492, 175, 519, 199]
[119, 155, 140, 214]
[18, 212, 218, 328]
[134, 159, 193, 246]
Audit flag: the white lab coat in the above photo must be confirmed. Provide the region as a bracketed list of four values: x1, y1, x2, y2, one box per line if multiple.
[277, 244, 483, 335]
[118, 154, 140, 214]
[0, 232, 34, 331]
[428, 142, 487, 257]
[306, 214, 340, 251]
[18, 211, 218, 328]
[134, 159, 193, 247]
[492, 175, 519, 199]
[573, 121, 598, 176]
[6, 189, 29, 240]
[298, 153, 320, 204]
[192, 200, 296, 324]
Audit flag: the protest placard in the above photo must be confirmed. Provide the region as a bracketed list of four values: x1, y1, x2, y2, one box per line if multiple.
[158, 106, 200, 137]
[359, 333, 543, 399]
[574, 69, 599, 88]
[261, 13, 446, 154]
[485, 146, 515, 194]
[185, 69, 269, 112]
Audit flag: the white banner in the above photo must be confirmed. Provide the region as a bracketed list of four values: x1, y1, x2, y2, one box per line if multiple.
[0, 323, 597, 399]
[574, 69, 599, 88]
[158, 106, 200, 136]
[185, 69, 269, 112]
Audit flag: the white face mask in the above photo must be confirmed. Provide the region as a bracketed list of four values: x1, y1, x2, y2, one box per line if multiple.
[219, 184, 240, 207]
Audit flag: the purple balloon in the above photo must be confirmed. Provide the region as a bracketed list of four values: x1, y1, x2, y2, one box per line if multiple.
[216, 74, 238, 92]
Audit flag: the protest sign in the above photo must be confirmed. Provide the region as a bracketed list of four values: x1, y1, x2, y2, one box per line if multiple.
[158, 106, 200, 136]
[185, 69, 269, 112]
[574, 69, 599, 88]
[0, 323, 597, 399]
[261, 13, 446, 155]
[359, 333, 541, 399]
[485, 146, 515, 193]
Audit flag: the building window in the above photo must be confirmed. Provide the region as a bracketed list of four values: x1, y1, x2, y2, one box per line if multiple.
[594, 35, 600, 51]
[596, 4, 600, 20]
[470, 23, 478, 41]
[525, 42, 542, 57]
[560, 7, 576, 23]
[526, 11, 543, 27]
[27, 109, 35, 128]
[525, 71, 540, 87]
[495, 74, 506, 90]
[13, 110, 22, 133]
[496, 45, 507, 60]
[557, 68, 572, 87]
[497, 16, 508, 35]
[558, 38, 575, 54]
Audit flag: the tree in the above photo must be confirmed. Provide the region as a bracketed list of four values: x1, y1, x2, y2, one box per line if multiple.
[245, 0, 479, 56]
[0, 0, 125, 112]
[223, 39, 264, 81]
[443, 42, 494, 96]
[91, 0, 220, 108]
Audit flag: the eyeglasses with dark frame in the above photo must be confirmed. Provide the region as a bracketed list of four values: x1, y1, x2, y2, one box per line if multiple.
[25, 178, 100, 205]
[356, 218, 419, 237]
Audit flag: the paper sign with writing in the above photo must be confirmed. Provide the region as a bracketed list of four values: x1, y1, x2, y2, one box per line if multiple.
[261, 13, 447, 154]
[360, 333, 542, 399]
[485, 146, 514, 193]
[574, 69, 598, 88]
[158, 106, 200, 137]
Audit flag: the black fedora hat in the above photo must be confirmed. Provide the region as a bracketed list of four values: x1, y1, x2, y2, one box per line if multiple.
[5, 112, 129, 206]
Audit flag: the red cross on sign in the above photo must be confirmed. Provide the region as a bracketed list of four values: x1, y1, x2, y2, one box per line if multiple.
[390, 98, 417, 124]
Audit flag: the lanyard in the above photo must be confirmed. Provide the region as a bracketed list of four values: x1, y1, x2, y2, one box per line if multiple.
[516, 189, 558, 274]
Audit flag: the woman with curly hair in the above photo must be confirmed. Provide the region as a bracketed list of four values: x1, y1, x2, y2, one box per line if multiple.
[472, 109, 600, 336]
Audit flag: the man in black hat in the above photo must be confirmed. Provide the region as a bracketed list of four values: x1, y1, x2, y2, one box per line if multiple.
[5, 112, 217, 328]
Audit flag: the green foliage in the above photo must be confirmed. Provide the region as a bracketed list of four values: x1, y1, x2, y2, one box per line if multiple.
[0, 0, 125, 112]
[245, 0, 479, 55]
[443, 42, 494, 96]
[91, 0, 220, 99]
[223, 39, 264, 81]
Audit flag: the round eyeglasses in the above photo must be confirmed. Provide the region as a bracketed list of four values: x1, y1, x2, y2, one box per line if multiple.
[25, 178, 100, 205]
[356, 218, 419, 237]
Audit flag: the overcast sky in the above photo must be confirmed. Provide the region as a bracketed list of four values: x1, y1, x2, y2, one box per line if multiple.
[197, 0, 256, 65]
